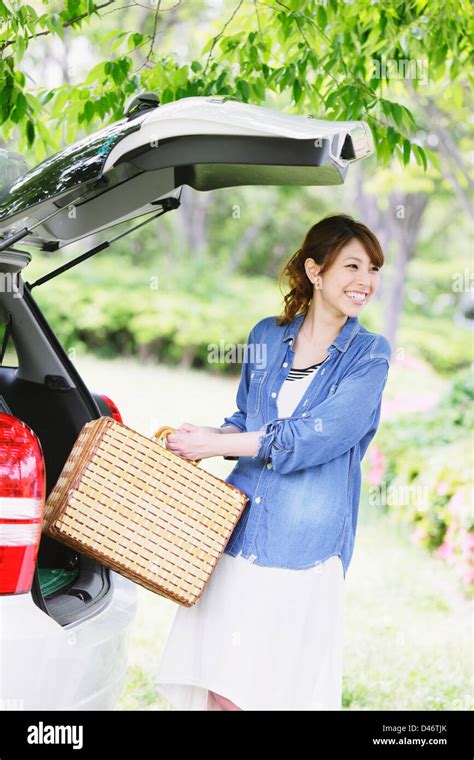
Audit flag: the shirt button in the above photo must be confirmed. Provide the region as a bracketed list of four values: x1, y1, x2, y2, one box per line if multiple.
[271, 392, 277, 398]
[302, 411, 309, 417]
[254, 496, 261, 504]
[266, 462, 272, 469]
[283, 362, 288, 368]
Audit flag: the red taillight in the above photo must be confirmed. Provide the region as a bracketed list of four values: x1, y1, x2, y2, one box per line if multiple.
[99, 394, 123, 424]
[0, 413, 45, 595]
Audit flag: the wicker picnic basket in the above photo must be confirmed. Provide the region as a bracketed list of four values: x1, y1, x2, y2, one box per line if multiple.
[42, 416, 249, 606]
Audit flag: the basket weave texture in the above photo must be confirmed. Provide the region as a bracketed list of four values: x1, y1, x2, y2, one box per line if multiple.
[42, 416, 249, 606]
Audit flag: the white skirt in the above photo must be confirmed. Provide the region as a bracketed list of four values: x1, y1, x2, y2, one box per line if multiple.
[154, 551, 345, 711]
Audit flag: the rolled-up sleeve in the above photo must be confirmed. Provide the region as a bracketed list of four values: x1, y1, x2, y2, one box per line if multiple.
[252, 355, 390, 474]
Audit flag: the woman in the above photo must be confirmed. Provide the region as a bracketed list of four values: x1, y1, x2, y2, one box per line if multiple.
[154, 214, 392, 711]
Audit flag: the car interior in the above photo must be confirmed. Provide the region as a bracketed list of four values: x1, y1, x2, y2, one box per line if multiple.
[0, 251, 115, 625]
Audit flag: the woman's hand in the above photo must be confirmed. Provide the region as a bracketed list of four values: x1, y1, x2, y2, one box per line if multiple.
[164, 423, 222, 461]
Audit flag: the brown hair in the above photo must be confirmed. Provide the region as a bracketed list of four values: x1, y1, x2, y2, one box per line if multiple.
[276, 214, 384, 326]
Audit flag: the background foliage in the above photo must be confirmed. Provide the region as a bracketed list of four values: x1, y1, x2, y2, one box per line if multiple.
[0, 0, 472, 627]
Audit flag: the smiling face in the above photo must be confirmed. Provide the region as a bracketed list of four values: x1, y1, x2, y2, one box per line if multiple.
[308, 238, 381, 318]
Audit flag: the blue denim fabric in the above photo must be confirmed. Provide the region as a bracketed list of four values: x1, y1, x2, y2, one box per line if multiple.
[220, 312, 392, 577]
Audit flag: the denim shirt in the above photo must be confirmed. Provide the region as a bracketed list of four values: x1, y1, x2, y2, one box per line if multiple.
[219, 311, 392, 578]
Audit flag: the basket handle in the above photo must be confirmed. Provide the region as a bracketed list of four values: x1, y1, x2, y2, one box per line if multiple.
[153, 426, 201, 465]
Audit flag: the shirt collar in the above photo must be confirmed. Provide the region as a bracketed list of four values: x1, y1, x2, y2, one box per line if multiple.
[281, 312, 361, 353]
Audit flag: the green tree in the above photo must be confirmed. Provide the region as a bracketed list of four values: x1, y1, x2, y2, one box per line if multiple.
[0, 0, 472, 172]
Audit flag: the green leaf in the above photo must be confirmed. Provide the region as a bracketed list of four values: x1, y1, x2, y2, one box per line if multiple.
[131, 32, 143, 47]
[401, 104, 417, 128]
[390, 102, 404, 129]
[236, 79, 250, 101]
[26, 119, 35, 146]
[119, 58, 130, 77]
[39, 89, 55, 106]
[110, 63, 123, 85]
[317, 6, 327, 30]
[403, 139, 411, 166]
[215, 71, 227, 90]
[324, 91, 338, 109]
[412, 144, 428, 171]
[249, 45, 259, 67]
[424, 147, 440, 172]
[297, 54, 308, 76]
[66, 0, 81, 16]
[15, 91, 27, 119]
[83, 100, 95, 122]
[380, 99, 392, 118]
[386, 126, 401, 149]
[14, 71, 26, 88]
[51, 88, 71, 115]
[16, 34, 26, 60]
[450, 57, 461, 80]
[363, 26, 381, 50]
[292, 77, 303, 104]
[48, 13, 64, 40]
[251, 78, 266, 101]
[36, 119, 53, 146]
[161, 88, 174, 103]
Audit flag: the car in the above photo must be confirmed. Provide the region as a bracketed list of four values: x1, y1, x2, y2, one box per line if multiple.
[0, 93, 374, 710]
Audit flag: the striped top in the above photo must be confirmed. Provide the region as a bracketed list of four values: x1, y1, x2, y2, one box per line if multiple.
[285, 358, 328, 381]
[277, 356, 329, 418]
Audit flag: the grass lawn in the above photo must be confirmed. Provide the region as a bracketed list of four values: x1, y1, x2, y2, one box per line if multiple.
[72, 353, 471, 712]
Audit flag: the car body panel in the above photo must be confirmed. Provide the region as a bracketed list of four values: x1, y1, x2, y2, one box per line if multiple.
[0, 119, 143, 232]
[0, 571, 137, 710]
[0, 95, 374, 250]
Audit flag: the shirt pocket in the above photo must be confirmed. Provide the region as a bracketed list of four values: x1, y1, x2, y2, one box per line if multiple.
[247, 369, 267, 417]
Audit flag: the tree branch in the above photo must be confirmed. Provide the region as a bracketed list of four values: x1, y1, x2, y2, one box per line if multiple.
[203, 0, 245, 77]
[0, 0, 117, 52]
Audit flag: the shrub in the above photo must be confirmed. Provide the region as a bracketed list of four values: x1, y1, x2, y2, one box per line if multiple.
[372, 368, 473, 596]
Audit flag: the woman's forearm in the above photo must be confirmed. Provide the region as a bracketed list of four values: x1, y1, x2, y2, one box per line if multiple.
[165, 424, 263, 460]
[197, 425, 241, 435]
[219, 424, 242, 435]
[216, 429, 263, 458]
